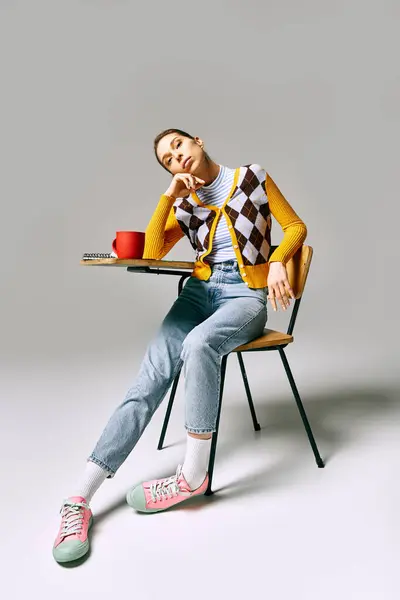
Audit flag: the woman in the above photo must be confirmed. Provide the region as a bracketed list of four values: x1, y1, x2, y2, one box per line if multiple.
[53, 128, 307, 563]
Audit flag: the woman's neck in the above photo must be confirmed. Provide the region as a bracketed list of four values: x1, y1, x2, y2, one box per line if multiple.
[196, 159, 220, 186]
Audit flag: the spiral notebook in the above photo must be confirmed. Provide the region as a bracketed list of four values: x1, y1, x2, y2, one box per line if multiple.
[82, 252, 118, 260]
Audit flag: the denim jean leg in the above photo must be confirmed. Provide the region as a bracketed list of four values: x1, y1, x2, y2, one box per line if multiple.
[181, 294, 267, 434]
[89, 277, 210, 476]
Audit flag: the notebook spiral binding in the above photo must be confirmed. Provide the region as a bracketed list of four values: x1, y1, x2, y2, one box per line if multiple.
[82, 252, 117, 260]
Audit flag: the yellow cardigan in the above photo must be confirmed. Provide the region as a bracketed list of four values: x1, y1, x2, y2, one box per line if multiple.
[143, 172, 307, 289]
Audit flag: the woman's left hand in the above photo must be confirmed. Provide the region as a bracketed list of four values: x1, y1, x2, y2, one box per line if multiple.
[267, 261, 295, 311]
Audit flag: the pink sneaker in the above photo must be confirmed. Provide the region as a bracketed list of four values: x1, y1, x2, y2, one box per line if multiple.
[126, 465, 209, 513]
[52, 496, 93, 563]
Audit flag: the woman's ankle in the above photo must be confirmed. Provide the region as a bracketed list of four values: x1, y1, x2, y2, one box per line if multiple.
[187, 432, 212, 440]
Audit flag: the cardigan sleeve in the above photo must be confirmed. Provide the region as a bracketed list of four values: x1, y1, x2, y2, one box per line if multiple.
[142, 194, 184, 260]
[265, 173, 307, 265]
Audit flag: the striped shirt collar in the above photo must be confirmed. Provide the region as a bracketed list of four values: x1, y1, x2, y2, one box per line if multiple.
[201, 164, 225, 191]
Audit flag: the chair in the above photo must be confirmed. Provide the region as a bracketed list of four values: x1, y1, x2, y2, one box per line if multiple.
[157, 244, 325, 495]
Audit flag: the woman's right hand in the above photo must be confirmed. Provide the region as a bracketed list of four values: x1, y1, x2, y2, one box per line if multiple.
[165, 173, 205, 199]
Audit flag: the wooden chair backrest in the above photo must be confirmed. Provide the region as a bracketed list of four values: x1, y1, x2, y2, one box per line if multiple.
[270, 245, 313, 299]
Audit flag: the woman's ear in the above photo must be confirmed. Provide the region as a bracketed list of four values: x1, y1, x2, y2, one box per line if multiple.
[194, 136, 204, 149]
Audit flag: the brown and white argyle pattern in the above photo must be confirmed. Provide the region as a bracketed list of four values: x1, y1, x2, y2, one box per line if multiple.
[173, 199, 213, 255]
[173, 164, 271, 265]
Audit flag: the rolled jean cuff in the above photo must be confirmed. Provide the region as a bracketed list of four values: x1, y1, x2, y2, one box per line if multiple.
[88, 454, 116, 479]
[185, 426, 216, 434]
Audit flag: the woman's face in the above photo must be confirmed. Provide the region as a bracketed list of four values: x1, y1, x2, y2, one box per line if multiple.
[156, 133, 206, 175]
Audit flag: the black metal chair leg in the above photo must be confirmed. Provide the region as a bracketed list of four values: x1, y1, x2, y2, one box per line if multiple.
[178, 274, 191, 296]
[237, 352, 261, 431]
[205, 355, 228, 496]
[278, 347, 325, 468]
[157, 275, 190, 450]
[157, 369, 182, 450]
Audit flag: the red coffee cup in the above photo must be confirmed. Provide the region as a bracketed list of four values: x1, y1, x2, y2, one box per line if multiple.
[112, 231, 145, 259]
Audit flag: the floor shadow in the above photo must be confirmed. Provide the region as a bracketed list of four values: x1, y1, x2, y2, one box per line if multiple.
[211, 383, 400, 466]
[92, 383, 400, 523]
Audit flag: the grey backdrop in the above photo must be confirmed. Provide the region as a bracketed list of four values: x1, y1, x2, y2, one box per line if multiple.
[1, 1, 399, 378]
[1, 1, 399, 598]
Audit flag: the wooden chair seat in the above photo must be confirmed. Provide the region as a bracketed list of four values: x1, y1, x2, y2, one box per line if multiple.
[233, 328, 294, 352]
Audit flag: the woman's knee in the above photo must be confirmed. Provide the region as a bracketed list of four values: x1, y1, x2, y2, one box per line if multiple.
[181, 330, 213, 361]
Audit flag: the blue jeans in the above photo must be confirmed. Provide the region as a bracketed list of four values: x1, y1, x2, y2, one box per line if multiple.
[89, 259, 268, 477]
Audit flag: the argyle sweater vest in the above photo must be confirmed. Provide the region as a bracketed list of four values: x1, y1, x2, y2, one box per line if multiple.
[173, 164, 271, 287]
[143, 164, 308, 289]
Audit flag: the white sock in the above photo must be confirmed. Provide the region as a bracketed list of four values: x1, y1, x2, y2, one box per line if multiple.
[71, 460, 108, 504]
[182, 434, 212, 490]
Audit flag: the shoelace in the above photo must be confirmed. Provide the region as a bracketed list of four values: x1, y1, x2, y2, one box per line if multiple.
[150, 466, 186, 502]
[60, 500, 88, 537]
